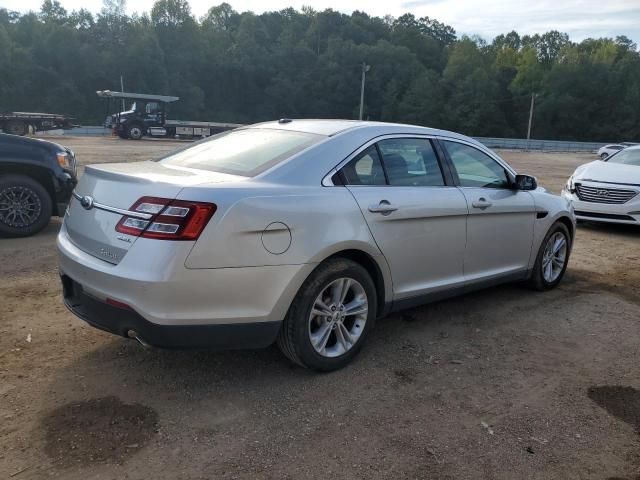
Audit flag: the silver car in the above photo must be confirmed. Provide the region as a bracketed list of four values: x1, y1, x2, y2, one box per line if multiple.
[58, 120, 576, 371]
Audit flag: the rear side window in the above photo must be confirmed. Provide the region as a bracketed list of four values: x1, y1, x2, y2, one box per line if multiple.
[378, 138, 444, 187]
[442, 140, 510, 189]
[157, 128, 323, 177]
[339, 145, 386, 185]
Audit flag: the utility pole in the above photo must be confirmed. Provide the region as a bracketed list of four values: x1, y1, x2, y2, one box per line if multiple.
[359, 62, 371, 121]
[120, 75, 125, 112]
[526, 92, 536, 145]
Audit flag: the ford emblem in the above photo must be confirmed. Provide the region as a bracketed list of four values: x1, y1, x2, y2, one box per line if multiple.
[80, 195, 94, 210]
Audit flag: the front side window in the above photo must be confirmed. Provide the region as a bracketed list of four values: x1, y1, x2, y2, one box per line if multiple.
[158, 128, 323, 177]
[339, 145, 386, 185]
[378, 138, 444, 187]
[607, 148, 640, 166]
[442, 141, 510, 189]
[146, 102, 160, 114]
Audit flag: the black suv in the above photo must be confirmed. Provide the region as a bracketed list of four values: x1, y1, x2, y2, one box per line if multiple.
[0, 133, 77, 237]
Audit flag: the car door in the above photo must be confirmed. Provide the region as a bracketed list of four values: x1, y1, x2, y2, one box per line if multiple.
[339, 137, 469, 301]
[439, 139, 536, 285]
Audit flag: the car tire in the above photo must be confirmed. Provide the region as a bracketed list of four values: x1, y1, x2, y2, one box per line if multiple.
[127, 124, 144, 140]
[0, 174, 52, 237]
[600, 153, 608, 160]
[528, 221, 571, 291]
[277, 258, 377, 371]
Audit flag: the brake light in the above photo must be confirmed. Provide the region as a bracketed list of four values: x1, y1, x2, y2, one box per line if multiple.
[115, 196, 216, 240]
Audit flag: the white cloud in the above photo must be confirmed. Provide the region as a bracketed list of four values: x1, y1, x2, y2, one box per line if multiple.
[3, 0, 639, 43]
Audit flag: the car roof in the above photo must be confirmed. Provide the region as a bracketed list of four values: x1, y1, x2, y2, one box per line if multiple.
[249, 119, 365, 136]
[247, 119, 476, 144]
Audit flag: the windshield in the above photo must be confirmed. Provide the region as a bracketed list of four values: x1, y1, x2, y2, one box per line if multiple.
[607, 148, 640, 166]
[157, 128, 324, 176]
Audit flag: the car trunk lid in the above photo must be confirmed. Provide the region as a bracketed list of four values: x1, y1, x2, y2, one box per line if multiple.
[64, 161, 243, 264]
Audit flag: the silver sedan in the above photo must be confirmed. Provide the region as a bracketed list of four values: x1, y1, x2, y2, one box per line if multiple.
[58, 120, 576, 371]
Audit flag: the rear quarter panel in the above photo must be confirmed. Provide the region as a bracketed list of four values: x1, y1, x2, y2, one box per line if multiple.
[182, 184, 384, 269]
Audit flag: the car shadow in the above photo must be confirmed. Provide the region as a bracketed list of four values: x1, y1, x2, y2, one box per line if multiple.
[577, 221, 640, 237]
[33, 272, 634, 475]
[40, 279, 562, 404]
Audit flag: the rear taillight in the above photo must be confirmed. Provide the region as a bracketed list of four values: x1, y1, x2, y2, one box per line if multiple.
[115, 196, 216, 240]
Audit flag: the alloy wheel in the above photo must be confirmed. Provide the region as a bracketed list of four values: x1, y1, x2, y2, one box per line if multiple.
[542, 231, 567, 283]
[308, 277, 368, 358]
[0, 185, 42, 228]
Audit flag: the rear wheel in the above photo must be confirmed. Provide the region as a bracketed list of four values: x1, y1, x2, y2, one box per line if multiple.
[528, 221, 571, 291]
[0, 174, 52, 237]
[277, 258, 376, 371]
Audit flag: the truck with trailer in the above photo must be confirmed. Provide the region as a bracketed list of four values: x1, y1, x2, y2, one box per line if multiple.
[97, 90, 243, 140]
[0, 111, 76, 136]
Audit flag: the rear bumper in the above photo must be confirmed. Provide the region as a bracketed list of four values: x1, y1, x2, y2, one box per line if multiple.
[61, 274, 282, 349]
[57, 223, 316, 345]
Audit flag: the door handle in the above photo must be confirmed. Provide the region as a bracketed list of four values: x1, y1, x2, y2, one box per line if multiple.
[472, 198, 492, 209]
[368, 201, 398, 215]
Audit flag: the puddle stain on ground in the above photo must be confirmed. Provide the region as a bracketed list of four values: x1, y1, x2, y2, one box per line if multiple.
[42, 396, 158, 467]
[393, 368, 416, 384]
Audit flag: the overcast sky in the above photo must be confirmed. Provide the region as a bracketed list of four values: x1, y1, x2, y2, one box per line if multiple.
[2, 0, 639, 43]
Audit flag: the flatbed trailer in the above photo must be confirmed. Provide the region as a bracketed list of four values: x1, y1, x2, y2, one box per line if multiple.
[160, 119, 243, 138]
[0, 112, 75, 136]
[97, 90, 243, 140]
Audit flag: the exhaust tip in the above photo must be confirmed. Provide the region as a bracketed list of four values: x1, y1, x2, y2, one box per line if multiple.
[126, 329, 151, 349]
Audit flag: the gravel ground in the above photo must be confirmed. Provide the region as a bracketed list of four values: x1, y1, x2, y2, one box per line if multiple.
[1, 137, 639, 480]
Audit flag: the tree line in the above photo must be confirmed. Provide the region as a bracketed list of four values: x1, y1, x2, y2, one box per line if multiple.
[1, 0, 639, 141]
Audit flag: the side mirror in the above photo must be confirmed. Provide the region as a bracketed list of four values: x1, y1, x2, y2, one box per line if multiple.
[514, 174, 537, 191]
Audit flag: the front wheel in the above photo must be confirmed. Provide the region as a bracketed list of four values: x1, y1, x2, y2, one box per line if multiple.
[277, 258, 377, 371]
[600, 153, 608, 160]
[127, 125, 144, 140]
[528, 221, 571, 291]
[0, 174, 52, 237]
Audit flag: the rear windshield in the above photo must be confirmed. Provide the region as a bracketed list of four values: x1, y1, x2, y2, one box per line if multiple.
[607, 148, 640, 166]
[157, 128, 323, 176]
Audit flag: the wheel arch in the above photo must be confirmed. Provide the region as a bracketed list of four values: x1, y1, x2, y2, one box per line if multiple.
[319, 248, 391, 318]
[556, 215, 575, 242]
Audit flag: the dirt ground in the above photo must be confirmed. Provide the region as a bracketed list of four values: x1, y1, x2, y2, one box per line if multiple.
[1, 136, 639, 480]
